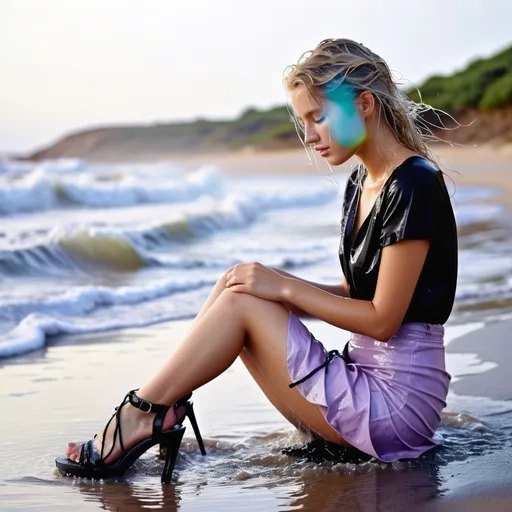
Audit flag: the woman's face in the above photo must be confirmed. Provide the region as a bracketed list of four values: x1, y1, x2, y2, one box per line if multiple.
[290, 84, 366, 166]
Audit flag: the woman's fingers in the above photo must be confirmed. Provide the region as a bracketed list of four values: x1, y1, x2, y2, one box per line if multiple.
[226, 263, 243, 287]
[225, 264, 238, 285]
[226, 262, 262, 288]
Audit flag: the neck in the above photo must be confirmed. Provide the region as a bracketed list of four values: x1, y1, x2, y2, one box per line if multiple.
[355, 129, 415, 181]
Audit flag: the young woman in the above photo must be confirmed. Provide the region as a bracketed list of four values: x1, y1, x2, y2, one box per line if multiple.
[56, 38, 457, 481]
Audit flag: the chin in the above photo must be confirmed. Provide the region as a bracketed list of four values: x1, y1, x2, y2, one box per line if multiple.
[326, 151, 353, 167]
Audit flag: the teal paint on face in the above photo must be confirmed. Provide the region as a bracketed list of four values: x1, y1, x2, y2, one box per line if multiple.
[324, 83, 366, 149]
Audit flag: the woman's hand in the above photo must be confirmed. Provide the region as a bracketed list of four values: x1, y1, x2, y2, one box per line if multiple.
[225, 262, 289, 302]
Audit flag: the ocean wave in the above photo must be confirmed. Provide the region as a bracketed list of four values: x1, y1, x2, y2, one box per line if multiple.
[1, 252, 510, 359]
[0, 307, 196, 359]
[0, 275, 217, 358]
[60, 165, 224, 207]
[455, 202, 504, 226]
[0, 277, 216, 323]
[0, 241, 332, 318]
[0, 158, 85, 176]
[0, 165, 222, 214]
[0, 187, 337, 274]
[456, 277, 512, 305]
[146, 243, 332, 269]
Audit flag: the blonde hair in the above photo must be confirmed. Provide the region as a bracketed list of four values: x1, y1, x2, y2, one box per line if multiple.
[284, 38, 454, 161]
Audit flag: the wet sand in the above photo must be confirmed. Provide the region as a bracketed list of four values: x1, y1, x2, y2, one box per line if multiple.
[1, 317, 512, 511]
[447, 319, 512, 401]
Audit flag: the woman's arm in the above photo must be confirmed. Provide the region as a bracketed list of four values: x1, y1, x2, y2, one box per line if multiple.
[272, 268, 350, 318]
[281, 240, 429, 341]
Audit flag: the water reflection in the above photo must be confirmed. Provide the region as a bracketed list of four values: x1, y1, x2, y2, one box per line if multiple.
[76, 480, 183, 512]
[288, 465, 441, 511]
[67, 458, 441, 512]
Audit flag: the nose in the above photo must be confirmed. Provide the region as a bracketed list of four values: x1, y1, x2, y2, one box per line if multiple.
[304, 123, 320, 145]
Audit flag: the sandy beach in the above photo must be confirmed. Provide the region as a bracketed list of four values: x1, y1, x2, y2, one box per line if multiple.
[172, 143, 512, 206]
[1, 144, 511, 511]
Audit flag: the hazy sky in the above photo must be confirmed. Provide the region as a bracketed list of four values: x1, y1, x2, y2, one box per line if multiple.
[1, 0, 511, 153]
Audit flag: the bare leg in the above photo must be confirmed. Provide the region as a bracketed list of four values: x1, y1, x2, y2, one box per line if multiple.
[170, 272, 317, 428]
[180, 272, 314, 429]
[66, 273, 231, 460]
[137, 290, 344, 436]
[67, 289, 347, 462]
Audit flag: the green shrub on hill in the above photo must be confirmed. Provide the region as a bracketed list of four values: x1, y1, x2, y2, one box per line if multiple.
[479, 71, 512, 110]
[227, 44, 512, 147]
[209, 106, 295, 148]
[408, 45, 512, 111]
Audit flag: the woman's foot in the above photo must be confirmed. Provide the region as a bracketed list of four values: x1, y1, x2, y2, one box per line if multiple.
[65, 400, 184, 464]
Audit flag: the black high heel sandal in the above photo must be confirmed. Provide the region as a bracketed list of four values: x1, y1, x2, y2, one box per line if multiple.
[55, 389, 206, 484]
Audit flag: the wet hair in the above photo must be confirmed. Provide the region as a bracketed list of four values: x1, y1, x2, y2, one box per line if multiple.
[284, 38, 455, 161]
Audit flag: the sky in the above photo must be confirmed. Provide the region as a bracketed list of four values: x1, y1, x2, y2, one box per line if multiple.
[1, 0, 511, 153]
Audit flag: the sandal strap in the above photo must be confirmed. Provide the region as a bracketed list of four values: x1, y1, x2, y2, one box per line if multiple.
[101, 397, 127, 461]
[82, 390, 133, 465]
[151, 392, 191, 440]
[79, 439, 102, 468]
[128, 389, 173, 441]
[174, 392, 192, 409]
[152, 412, 166, 440]
[128, 389, 170, 416]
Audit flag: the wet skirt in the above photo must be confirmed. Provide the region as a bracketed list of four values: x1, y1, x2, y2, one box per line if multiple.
[286, 312, 451, 462]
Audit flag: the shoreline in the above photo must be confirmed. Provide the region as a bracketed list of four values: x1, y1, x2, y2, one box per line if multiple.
[168, 144, 512, 207]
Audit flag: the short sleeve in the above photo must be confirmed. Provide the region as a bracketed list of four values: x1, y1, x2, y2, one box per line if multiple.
[380, 170, 434, 248]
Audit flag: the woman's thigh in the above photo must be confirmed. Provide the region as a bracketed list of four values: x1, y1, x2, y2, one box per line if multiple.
[235, 293, 348, 445]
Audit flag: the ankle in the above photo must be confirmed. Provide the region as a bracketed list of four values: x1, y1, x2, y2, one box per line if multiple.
[127, 401, 179, 431]
[128, 390, 183, 430]
[127, 403, 155, 425]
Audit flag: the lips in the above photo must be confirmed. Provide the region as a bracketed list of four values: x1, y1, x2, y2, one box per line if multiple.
[315, 147, 329, 156]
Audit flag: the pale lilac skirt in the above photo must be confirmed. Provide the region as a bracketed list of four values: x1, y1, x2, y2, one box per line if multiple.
[286, 312, 451, 462]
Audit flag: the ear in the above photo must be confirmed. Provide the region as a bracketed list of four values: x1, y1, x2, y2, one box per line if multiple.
[358, 91, 375, 119]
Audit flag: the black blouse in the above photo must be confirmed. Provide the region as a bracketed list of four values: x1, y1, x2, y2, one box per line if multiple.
[339, 155, 458, 325]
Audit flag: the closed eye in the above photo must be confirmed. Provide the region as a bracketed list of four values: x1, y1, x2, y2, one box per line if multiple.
[313, 115, 326, 124]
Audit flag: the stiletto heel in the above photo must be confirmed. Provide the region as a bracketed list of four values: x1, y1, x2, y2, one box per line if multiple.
[55, 389, 201, 483]
[185, 402, 206, 456]
[159, 398, 207, 458]
[161, 427, 185, 484]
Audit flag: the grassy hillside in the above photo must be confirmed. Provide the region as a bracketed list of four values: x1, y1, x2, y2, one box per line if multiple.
[407, 45, 512, 111]
[27, 106, 298, 160]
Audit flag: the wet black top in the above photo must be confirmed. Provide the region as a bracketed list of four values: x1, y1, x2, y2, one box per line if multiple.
[339, 155, 458, 325]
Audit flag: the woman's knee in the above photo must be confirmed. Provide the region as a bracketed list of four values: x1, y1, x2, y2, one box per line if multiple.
[217, 289, 274, 321]
[217, 269, 230, 287]
[218, 288, 252, 308]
